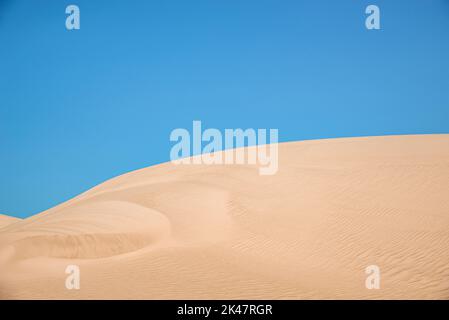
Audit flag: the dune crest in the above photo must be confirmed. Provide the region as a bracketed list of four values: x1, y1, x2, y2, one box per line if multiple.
[1, 135, 449, 299]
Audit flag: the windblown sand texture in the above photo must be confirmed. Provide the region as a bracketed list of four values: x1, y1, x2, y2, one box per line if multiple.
[1, 135, 449, 299]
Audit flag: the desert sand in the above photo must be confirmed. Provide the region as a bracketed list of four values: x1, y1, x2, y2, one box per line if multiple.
[1, 134, 449, 299]
[0, 215, 21, 229]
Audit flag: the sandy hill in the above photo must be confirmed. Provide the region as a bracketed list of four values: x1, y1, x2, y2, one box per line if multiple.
[0, 215, 20, 229]
[0, 134, 448, 299]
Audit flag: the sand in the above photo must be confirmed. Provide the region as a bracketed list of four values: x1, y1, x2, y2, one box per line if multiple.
[0, 215, 20, 229]
[1, 134, 449, 299]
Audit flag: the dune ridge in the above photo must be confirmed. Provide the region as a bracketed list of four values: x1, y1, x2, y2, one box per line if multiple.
[1, 134, 449, 299]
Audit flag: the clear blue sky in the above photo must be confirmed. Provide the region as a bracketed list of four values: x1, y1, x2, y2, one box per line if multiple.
[1, 0, 449, 218]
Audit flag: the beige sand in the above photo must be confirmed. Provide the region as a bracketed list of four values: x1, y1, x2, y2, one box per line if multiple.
[0, 215, 20, 229]
[1, 134, 449, 299]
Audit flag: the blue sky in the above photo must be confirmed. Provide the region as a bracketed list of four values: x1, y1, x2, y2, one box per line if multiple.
[1, 0, 449, 218]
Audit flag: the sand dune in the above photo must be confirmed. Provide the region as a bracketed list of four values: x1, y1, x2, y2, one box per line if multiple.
[1, 134, 449, 299]
[0, 215, 20, 229]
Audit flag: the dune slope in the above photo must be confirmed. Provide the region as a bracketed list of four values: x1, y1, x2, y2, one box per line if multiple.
[1, 135, 449, 299]
[0, 215, 20, 229]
